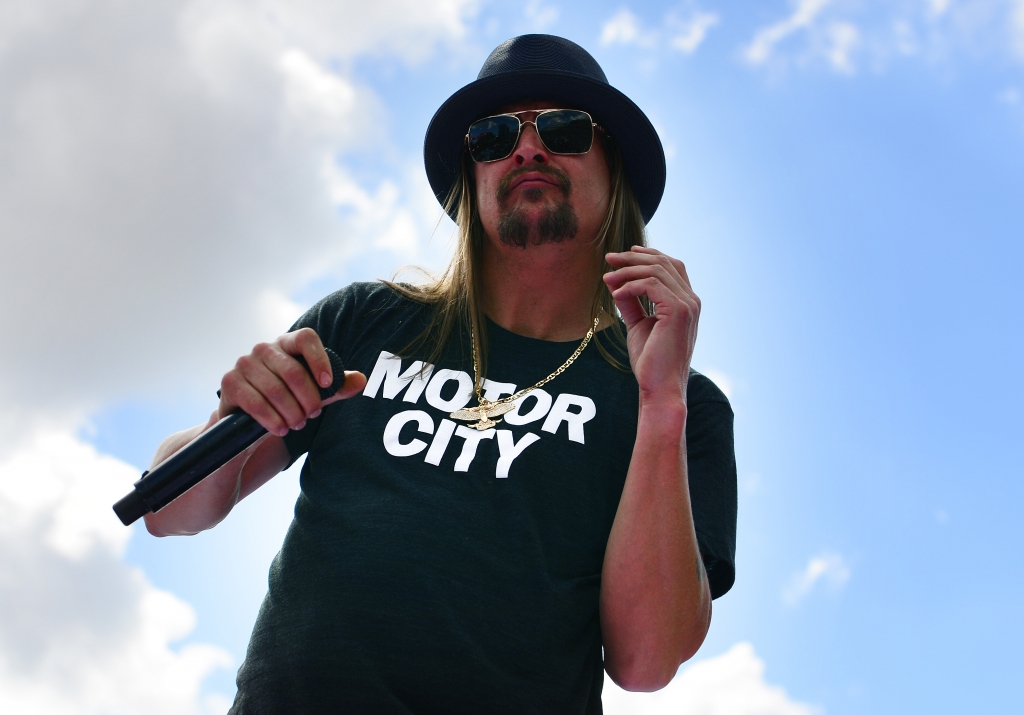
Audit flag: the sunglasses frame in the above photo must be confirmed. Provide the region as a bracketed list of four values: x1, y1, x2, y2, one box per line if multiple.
[465, 109, 605, 163]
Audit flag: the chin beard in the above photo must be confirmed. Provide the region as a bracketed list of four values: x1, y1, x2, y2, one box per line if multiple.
[497, 200, 580, 248]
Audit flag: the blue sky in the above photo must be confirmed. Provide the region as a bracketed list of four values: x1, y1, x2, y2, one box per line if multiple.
[1, 1, 1022, 713]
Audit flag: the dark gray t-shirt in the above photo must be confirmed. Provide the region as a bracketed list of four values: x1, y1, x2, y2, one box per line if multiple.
[230, 282, 736, 715]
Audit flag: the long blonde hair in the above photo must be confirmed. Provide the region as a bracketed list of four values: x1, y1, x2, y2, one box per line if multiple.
[386, 139, 648, 381]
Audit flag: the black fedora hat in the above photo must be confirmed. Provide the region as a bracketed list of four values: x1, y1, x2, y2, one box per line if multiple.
[423, 34, 666, 225]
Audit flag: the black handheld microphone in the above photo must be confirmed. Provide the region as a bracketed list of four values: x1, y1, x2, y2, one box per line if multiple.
[112, 348, 346, 526]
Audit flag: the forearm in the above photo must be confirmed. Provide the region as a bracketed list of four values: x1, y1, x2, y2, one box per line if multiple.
[600, 399, 712, 690]
[143, 414, 259, 537]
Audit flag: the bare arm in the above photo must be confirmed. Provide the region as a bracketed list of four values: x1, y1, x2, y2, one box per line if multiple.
[600, 247, 711, 691]
[142, 421, 292, 537]
[143, 328, 366, 537]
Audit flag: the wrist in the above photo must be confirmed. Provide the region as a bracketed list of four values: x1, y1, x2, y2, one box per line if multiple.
[637, 397, 687, 433]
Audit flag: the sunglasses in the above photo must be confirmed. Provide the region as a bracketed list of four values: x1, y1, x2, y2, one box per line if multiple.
[466, 109, 602, 163]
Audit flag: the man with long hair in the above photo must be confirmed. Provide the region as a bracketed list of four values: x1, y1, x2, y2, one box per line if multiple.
[145, 35, 736, 713]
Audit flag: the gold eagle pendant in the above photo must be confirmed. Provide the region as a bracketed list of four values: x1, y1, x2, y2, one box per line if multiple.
[450, 400, 516, 430]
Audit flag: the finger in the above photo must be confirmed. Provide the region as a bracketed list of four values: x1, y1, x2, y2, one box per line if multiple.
[320, 371, 368, 407]
[606, 247, 681, 271]
[609, 276, 701, 320]
[603, 271, 646, 328]
[606, 250, 692, 290]
[221, 371, 292, 436]
[629, 248, 693, 290]
[604, 267, 688, 312]
[335, 371, 367, 400]
[668, 255, 693, 291]
[259, 343, 324, 420]
[604, 263, 687, 297]
[606, 245, 665, 263]
[238, 350, 311, 432]
[280, 328, 333, 389]
[606, 250, 696, 295]
[629, 245, 665, 256]
[613, 293, 648, 329]
[606, 246, 682, 266]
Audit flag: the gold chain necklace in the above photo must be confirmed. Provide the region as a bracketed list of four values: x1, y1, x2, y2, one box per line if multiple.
[450, 314, 601, 431]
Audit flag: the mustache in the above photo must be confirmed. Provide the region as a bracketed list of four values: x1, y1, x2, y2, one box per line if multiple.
[496, 165, 572, 204]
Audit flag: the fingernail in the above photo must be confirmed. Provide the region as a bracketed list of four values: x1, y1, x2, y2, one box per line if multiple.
[311, 409, 321, 419]
[278, 427, 289, 437]
[297, 421, 306, 430]
[320, 372, 331, 387]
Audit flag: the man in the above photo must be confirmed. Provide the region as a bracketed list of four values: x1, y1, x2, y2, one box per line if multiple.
[145, 34, 736, 713]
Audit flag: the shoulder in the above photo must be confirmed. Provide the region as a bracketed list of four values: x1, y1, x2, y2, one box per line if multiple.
[288, 281, 426, 348]
[303, 281, 421, 321]
[316, 280, 410, 309]
[289, 282, 431, 366]
[687, 370, 733, 411]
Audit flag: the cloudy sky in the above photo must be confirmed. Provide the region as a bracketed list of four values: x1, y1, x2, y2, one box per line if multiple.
[2, 0, 1022, 713]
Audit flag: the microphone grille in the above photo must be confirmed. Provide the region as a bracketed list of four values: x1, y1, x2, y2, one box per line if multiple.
[320, 347, 347, 399]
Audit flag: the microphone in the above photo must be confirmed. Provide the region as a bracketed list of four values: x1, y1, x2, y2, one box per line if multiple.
[112, 348, 346, 526]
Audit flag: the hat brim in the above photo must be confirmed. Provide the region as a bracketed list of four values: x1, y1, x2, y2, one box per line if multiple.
[423, 69, 666, 225]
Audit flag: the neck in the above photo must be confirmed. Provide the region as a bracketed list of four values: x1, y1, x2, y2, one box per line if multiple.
[479, 234, 605, 342]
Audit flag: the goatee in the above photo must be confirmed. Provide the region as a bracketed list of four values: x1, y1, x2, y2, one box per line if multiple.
[495, 165, 579, 248]
[497, 201, 579, 248]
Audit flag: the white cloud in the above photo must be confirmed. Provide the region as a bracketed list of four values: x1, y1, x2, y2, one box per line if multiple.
[601, 9, 649, 47]
[926, 0, 952, 18]
[997, 86, 1022, 103]
[1013, 0, 1024, 59]
[603, 642, 819, 715]
[255, 288, 307, 336]
[204, 693, 235, 715]
[601, 6, 719, 54]
[279, 48, 358, 126]
[782, 551, 851, 605]
[0, 431, 232, 714]
[179, 0, 478, 68]
[893, 18, 920, 55]
[320, 158, 434, 261]
[825, 21, 861, 73]
[0, 432, 130, 560]
[671, 12, 721, 54]
[0, 5, 470, 703]
[0, 0, 476, 438]
[524, 0, 559, 31]
[744, 0, 834, 65]
[742, 0, 1024, 76]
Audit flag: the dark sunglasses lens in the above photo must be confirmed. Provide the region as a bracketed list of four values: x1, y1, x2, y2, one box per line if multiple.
[537, 110, 593, 154]
[467, 115, 521, 162]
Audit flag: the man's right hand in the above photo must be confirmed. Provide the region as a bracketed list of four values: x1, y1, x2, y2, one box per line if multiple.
[218, 327, 363, 436]
[144, 328, 366, 537]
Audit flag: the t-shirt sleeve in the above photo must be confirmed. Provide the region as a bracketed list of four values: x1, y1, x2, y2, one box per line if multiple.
[280, 284, 366, 467]
[686, 371, 738, 599]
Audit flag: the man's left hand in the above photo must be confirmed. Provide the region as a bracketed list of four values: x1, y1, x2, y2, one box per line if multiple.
[603, 246, 700, 402]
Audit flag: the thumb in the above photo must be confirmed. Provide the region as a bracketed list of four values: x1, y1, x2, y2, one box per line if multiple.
[321, 371, 367, 406]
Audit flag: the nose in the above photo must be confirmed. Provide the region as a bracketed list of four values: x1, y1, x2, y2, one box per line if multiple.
[513, 121, 549, 166]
